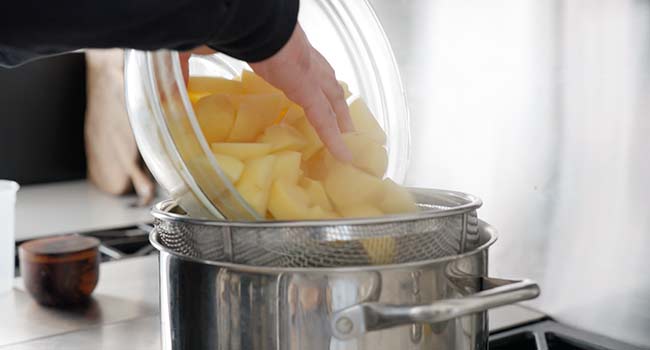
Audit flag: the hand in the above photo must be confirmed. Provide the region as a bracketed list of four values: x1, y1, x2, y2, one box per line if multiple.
[250, 24, 353, 161]
[179, 24, 354, 161]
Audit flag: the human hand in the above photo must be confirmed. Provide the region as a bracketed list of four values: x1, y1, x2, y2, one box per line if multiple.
[179, 24, 353, 161]
[249, 24, 353, 161]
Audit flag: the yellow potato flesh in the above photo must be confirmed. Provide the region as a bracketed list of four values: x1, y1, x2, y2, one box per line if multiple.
[379, 178, 418, 214]
[235, 155, 276, 215]
[241, 70, 279, 94]
[257, 124, 306, 152]
[324, 160, 384, 209]
[210, 142, 272, 160]
[241, 70, 291, 110]
[194, 94, 235, 143]
[268, 181, 337, 220]
[301, 149, 328, 180]
[187, 71, 418, 223]
[349, 98, 387, 145]
[282, 104, 305, 125]
[228, 93, 284, 142]
[212, 153, 244, 183]
[360, 237, 396, 265]
[188, 76, 244, 95]
[300, 178, 334, 211]
[293, 118, 323, 159]
[342, 132, 388, 177]
[189, 91, 211, 104]
[271, 151, 303, 184]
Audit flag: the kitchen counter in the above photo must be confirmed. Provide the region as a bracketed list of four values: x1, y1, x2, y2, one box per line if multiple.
[0, 255, 545, 349]
[15, 180, 159, 241]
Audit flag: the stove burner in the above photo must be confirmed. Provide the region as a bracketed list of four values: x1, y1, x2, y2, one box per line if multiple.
[490, 320, 646, 350]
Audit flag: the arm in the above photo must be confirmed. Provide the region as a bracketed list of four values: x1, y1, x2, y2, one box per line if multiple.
[1, 0, 352, 160]
[0, 0, 298, 66]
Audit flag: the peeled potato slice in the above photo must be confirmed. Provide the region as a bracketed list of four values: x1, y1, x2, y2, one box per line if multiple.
[194, 94, 236, 143]
[271, 151, 303, 184]
[349, 98, 387, 145]
[236, 155, 277, 215]
[294, 118, 324, 159]
[342, 132, 388, 177]
[379, 178, 418, 214]
[228, 93, 284, 142]
[324, 160, 384, 208]
[211, 143, 272, 160]
[282, 104, 305, 125]
[258, 124, 307, 152]
[212, 153, 244, 183]
[300, 178, 334, 211]
[188, 76, 244, 95]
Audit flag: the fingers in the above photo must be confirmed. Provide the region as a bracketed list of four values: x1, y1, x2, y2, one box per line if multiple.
[323, 79, 355, 133]
[302, 89, 353, 162]
[312, 50, 354, 132]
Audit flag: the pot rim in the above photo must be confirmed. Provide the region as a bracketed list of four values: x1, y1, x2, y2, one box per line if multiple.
[149, 221, 498, 274]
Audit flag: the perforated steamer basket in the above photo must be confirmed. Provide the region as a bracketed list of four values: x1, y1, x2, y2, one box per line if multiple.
[152, 188, 482, 267]
[124, 0, 410, 220]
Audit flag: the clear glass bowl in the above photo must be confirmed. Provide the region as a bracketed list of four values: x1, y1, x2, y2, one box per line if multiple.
[124, 0, 409, 220]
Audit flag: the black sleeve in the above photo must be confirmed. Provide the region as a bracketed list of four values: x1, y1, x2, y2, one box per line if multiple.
[0, 0, 299, 67]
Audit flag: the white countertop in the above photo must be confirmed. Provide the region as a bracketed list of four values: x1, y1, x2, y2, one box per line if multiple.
[15, 180, 158, 241]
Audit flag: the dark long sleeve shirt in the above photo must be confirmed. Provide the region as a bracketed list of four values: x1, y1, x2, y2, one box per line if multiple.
[0, 0, 299, 67]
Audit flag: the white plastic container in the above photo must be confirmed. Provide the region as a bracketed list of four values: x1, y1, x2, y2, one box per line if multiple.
[0, 180, 19, 294]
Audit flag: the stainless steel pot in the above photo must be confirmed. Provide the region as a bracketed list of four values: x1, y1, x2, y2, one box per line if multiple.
[151, 221, 539, 350]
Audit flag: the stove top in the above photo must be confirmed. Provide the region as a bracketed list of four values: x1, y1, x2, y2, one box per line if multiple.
[490, 320, 646, 350]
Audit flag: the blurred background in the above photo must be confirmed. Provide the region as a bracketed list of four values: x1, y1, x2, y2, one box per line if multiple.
[0, 0, 648, 348]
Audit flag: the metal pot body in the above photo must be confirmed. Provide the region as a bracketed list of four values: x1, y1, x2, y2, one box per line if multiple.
[154, 223, 538, 350]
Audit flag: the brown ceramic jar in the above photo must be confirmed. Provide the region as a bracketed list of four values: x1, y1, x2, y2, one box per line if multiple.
[19, 235, 100, 306]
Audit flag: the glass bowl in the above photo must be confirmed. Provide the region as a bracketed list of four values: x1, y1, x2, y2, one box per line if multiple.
[124, 0, 409, 220]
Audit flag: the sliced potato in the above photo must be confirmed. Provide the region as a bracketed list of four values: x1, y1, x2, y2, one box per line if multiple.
[282, 104, 305, 125]
[268, 181, 337, 220]
[188, 76, 244, 95]
[324, 160, 384, 208]
[342, 132, 388, 177]
[241, 70, 279, 94]
[271, 151, 303, 183]
[300, 178, 333, 211]
[213, 153, 244, 183]
[378, 178, 418, 214]
[268, 180, 311, 220]
[188, 91, 211, 104]
[361, 237, 396, 265]
[241, 70, 291, 110]
[211, 142, 272, 160]
[349, 98, 387, 144]
[294, 118, 324, 159]
[236, 155, 277, 215]
[195, 94, 236, 142]
[228, 93, 284, 141]
[301, 149, 328, 181]
[258, 124, 307, 152]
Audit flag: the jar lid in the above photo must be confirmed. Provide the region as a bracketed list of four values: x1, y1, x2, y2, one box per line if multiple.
[125, 0, 409, 220]
[20, 236, 100, 256]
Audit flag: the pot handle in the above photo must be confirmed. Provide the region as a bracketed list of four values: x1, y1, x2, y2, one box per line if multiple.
[330, 277, 540, 340]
